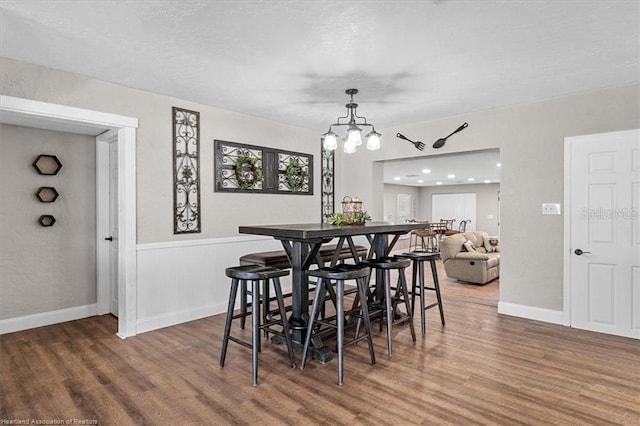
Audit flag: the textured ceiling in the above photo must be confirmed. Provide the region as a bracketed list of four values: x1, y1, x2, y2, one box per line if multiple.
[1, 1, 638, 186]
[1, 1, 638, 131]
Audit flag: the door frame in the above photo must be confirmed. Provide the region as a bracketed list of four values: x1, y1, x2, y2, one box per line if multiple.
[0, 95, 138, 338]
[563, 128, 639, 329]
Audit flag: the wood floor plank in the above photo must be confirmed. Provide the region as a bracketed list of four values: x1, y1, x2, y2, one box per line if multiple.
[2, 260, 639, 425]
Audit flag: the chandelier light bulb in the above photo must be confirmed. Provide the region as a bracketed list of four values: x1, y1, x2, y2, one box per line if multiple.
[343, 140, 357, 154]
[366, 130, 381, 150]
[347, 126, 362, 146]
[323, 131, 338, 150]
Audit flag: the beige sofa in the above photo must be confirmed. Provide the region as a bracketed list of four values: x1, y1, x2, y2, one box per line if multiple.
[439, 231, 500, 285]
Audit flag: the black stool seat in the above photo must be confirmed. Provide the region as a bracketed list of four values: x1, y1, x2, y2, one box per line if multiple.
[220, 265, 295, 386]
[361, 256, 412, 269]
[359, 256, 416, 356]
[396, 252, 445, 336]
[226, 264, 289, 280]
[307, 264, 370, 280]
[394, 251, 440, 261]
[237, 246, 368, 329]
[301, 265, 375, 386]
[239, 245, 369, 269]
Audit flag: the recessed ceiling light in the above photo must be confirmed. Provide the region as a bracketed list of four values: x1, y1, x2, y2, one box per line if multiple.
[417, 179, 424, 183]
[447, 174, 455, 179]
[422, 168, 431, 174]
[484, 179, 491, 183]
[467, 177, 475, 182]
[496, 162, 502, 167]
[436, 181, 443, 185]
[394, 177, 401, 181]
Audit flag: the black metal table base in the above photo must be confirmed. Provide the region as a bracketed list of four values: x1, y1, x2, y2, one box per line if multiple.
[270, 323, 335, 363]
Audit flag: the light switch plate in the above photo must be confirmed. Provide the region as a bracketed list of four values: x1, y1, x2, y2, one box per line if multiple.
[542, 203, 561, 215]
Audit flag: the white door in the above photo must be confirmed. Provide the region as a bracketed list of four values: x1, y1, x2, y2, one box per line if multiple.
[567, 129, 639, 339]
[108, 141, 119, 316]
[432, 193, 476, 231]
[96, 131, 120, 318]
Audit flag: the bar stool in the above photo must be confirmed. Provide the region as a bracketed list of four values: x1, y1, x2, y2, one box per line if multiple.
[300, 264, 375, 386]
[410, 228, 439, 252]
[360, 257, 416, 356]
[395, 252, 445, 336]
[220, 265, 296, 386]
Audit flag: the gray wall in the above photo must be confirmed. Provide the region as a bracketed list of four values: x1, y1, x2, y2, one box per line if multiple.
[383, 182, 500, 235]
[2, 57, 639, 318]
[0, 124, 96, 319]
[337, 84, 640, 312]
[383, 184, 421, 222]
[0, 57, 320, 321]
[0, 58, 320, 244]
[420, 183, 500, 235]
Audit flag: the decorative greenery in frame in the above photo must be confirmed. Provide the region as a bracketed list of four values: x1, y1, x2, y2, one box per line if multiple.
[234, 153, 264, 189]
[284, 157, 309, 192]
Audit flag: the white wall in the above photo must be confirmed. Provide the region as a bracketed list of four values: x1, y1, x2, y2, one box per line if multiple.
[339, 84, 640, 315]
[0, 124, 96, 319]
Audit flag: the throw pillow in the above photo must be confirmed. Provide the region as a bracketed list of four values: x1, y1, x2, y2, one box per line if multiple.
[483, 235, 500, 252]
[463, 240, 476, 252]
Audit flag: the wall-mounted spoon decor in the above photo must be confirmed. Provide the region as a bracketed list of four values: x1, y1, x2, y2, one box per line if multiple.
[432, 122, 468, 149]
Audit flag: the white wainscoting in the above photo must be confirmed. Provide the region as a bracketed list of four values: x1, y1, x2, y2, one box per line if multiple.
[1, 235, 368, 335]
[136, 235, 287, 334]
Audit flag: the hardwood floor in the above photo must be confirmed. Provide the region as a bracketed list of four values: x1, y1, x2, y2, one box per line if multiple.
[2, 261, 639, 425]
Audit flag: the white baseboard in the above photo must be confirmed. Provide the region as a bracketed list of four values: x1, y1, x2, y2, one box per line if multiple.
[136, 302, 228, 334]
[0, 304, 98, 335]
[497, 302, 565, 325]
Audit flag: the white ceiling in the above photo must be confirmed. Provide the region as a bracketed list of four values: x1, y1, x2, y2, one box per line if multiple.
[1, 1, 637, 185]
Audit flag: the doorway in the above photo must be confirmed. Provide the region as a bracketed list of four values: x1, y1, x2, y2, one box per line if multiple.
[0, 95, 138, 338]
[564, 128, 639, 339]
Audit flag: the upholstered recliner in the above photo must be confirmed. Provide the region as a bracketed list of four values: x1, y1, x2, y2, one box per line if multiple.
[439, 231, 500, 285]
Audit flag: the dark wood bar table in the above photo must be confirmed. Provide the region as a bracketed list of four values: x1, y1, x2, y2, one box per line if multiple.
[238, 221, 423, 361]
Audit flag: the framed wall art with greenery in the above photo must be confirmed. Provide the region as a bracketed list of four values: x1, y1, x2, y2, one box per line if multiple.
[214, 140, 313, 195]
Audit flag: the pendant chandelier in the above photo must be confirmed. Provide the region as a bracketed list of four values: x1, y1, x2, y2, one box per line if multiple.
[322, 89, 381, 153]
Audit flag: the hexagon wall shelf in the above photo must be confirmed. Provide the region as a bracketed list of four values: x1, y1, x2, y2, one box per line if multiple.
[36, 186, 60, 203]
[33, 154, 63, 175]
[38, 215, 56, 227]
